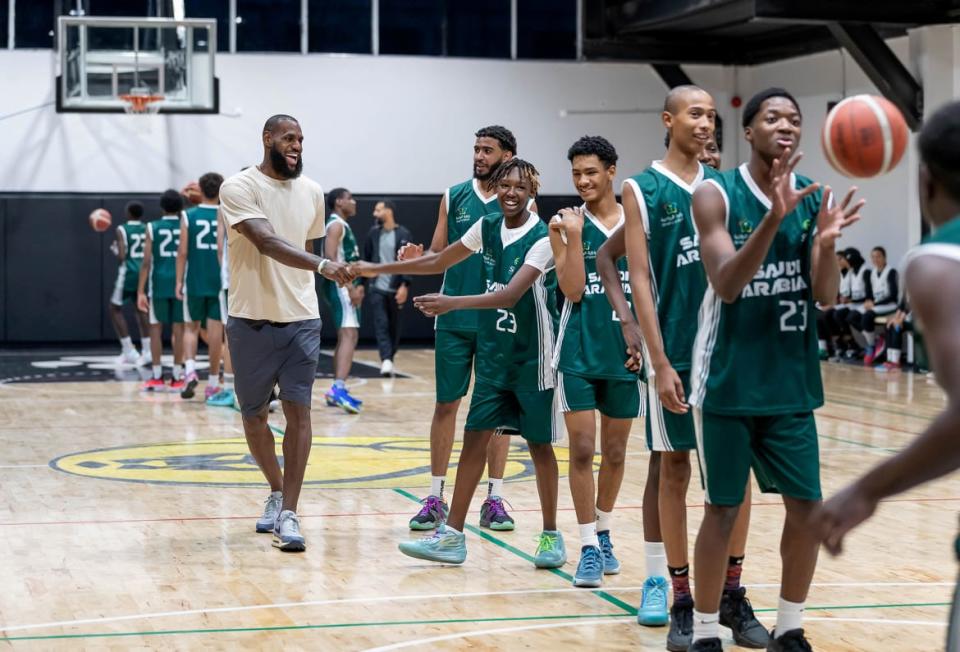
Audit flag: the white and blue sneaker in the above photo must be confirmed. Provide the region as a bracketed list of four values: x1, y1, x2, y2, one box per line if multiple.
[637, 575, 669, 626]
[256, 491, 283, 533]
[573, 545, 603, 587]
[272, 509, 306, 552]
[598, 530, 621, 574]
[398, 524, 467, 564]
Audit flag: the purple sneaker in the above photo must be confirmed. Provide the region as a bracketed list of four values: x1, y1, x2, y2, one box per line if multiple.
[409, 495, 448, 531]
[479, 496, 515, 531]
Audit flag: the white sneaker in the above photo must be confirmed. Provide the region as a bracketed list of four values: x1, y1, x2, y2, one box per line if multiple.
[380, 359, 394, 377]
[256, 491, 283, 533]
[115, 349, 140, 366]
[136, 352, 152, 367]
[272, 510, 306, 552]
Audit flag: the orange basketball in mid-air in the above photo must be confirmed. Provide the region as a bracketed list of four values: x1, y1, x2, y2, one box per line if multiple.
[182, 181, 203, 205]
[89, 208, 112, 232]
[822, 94, 909, 178]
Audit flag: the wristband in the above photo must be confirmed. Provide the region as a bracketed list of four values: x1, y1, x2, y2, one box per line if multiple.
[317, 258, 328, 274]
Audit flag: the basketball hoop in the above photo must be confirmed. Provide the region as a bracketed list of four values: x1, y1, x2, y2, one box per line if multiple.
[120, 93, 164, 114]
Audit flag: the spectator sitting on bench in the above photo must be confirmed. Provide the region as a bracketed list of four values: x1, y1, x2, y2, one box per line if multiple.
[819, 251, 853, 360]
[847, 246, 899, 365]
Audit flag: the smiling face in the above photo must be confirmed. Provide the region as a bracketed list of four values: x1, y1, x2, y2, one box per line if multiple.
[699, 137, 721, 170]
[571, 154, 615, 203]
[264, 119, 304, 179]
[746, 96, 802, 162]
[496, 167, 532, 219]
[473, 136, 511, 181]
[664, 89, 716, 157]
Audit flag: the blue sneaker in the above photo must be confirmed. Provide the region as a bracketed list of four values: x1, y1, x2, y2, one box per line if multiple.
[326, 385, 362, 414]
[206, 387, 237, 408]
[533, 530, 566, 569]
[598, 530, 621, 574]
[398, 524, 466, 564]
[637, 575, 669, 626]
[324, 387, 338, 407]
[573, 545, 603, 587]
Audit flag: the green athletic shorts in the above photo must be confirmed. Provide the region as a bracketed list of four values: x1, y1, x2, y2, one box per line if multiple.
[465, 380, 559, 444]
[694, 408, 821, 506]
[556, 370, 645, 419]
[646, 369, 697, 452]
[323, 280, 360, 329]
[435, 328, 477, 403]
[183, 294, 222, 325]
[149, 296, 184, 325]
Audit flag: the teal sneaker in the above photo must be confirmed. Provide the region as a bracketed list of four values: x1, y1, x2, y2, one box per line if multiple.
[398, 525, 466, 564]
[206, 388, 237, 408]
[636, 575, 669, 626]
[573, 545, 603, 587]
[533, 530, 566, 569]
[598, 530, 621, 574]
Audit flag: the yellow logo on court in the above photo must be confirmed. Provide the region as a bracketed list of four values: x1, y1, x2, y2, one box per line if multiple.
[50, 436, 583, 488]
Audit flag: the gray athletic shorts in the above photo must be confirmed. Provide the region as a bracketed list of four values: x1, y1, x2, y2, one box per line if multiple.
[226, 317, 322, 417]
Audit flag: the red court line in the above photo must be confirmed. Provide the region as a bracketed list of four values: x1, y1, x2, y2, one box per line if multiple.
[2, 496, 957, 527]
[818, 411, 921, 437]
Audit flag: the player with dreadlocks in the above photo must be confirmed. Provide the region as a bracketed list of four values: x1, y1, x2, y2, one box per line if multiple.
[354, 158, 566, 568]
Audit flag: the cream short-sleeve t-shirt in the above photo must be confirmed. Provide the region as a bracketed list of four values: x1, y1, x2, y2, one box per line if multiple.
[220, 166, 326, 322]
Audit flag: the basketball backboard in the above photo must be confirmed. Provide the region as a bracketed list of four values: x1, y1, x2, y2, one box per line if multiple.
[56, 16, 218, 114]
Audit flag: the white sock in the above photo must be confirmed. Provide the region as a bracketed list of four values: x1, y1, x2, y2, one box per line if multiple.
[864, 331, 876, 347]
[173, 364, 183, 380]
[775, 597, 804, 636]
[152, 365, 162, 380]
[430, 475, 445, 497]
[596, 507, 612, 533]
[888, 348, 901, 364]
[208, 378, 220, 390]
[141, 337, 151, 354]
[488, 478, 504, 499]
[185, 359, 196, 376]
[644, 541, 668, 579]
[692, 610, 719, 642]
[120, 336, 134, 353]
[223, 373, 234, 390]
[443, 524, 461, 535]
[579, 521, 599, 548]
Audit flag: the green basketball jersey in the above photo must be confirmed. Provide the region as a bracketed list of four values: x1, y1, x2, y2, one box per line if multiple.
[118, 220, 146, 294]
[437, 179, 501, 332]
[324, 213, 362, 294]
[554, 205, 637, 380]
[903, 215, 960, 271]
[472, 212, 559, 391]
[183, 205, 220, 297]
[148, 216, 181, 299]
[691, 163, 823, 415]
[624, 161, 719, 372]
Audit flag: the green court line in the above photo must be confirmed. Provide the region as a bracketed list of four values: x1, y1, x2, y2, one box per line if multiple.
[754, 600, 950, 613]
[0, 612, 628, 642]
[392, 487, 636, 615]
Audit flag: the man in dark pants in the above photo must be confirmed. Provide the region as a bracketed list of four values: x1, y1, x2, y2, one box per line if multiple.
[363, 200, 413, 376]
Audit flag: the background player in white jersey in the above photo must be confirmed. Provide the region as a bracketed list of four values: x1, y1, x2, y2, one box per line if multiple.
[109, 201, 150, 366]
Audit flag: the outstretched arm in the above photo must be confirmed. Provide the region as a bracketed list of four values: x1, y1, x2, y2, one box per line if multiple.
[814, 255, 960, 554]
[234, 218, 352, 285]
[811, 187, 864, 305]
[414, 264, 542, 315]
[355, 240, 473, 278]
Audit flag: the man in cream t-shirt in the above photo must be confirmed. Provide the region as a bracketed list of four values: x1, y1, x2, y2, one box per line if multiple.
[220, 114, 353, 552]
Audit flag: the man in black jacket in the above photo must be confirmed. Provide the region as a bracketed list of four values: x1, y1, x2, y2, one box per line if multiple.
[364, 200, 413, 376]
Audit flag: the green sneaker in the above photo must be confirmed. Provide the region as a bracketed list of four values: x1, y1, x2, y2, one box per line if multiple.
[533, 530, 566, 568]
[398, 524, 466, 564]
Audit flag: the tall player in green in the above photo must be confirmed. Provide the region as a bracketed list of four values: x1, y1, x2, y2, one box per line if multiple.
[688, 88, 863, 652]
[138, 189, 188, 392]
[109, 201, 150, 366]
[355, 159, 566, 568]
[403, 127, 524, 532]
[813, 102, 960, 651]
[322, 187, 364, 414]
[549, 135, 643, 589]
[176, 172, 225, 401]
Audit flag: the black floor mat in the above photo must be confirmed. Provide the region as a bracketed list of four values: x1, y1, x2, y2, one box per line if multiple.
[0, 347, 408, 383]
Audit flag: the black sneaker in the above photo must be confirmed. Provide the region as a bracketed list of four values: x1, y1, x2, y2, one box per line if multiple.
[666, 601, 694, 652]
[767, 628, 813, 651]
[689, 638, 723, 651]
[720, 587, 770, 648]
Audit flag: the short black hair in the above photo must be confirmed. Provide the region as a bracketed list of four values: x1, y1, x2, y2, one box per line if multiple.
[160, 189, 184, 214]
[872, 246, 887, 257]
[198, 172, 224, 200]
[327, 187, 350, 213]
[475, 125, 517, 155]
[843, 247, 865, 269]
[567, 135, 618, 168]
[125, 201, 144, 219]
[742, 87, 801, 128]
[378, 199, 397, 216]
[263, 114, 299, 134]
[919, 100, 960, 202]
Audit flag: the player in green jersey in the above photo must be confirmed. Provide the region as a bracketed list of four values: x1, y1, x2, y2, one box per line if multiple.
[548, 135, 642, 590]
[176, 172, 225, 401]
[402, 127, 523, 533]
[813, 101, 960, 651]
[322, 187, 364, 414]
[354, 159, 566, 568]
[137, 189, 188, 392]
[688, 88, 863, 652]
[109, 201, 150, 366]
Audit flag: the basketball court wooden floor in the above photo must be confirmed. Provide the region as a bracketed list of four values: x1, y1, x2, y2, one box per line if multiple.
[0, 348, 953, 650]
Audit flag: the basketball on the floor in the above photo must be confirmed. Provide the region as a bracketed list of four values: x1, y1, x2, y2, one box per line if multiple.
[88, 208, 112, 232]
[822, 94, 908, 178]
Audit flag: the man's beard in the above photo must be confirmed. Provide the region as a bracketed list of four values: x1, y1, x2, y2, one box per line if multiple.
[270, 144, 303, 179]
[473, 158, 503, 182]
